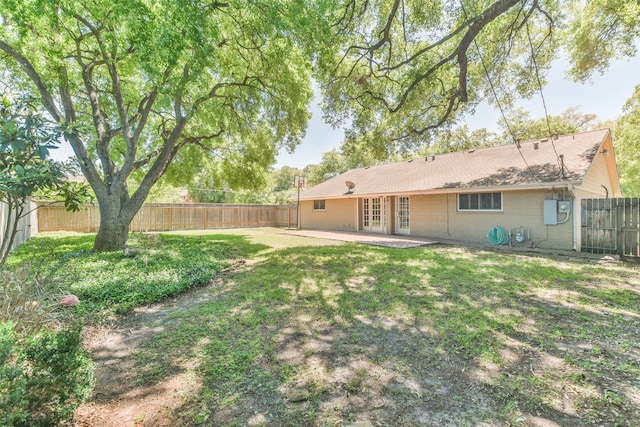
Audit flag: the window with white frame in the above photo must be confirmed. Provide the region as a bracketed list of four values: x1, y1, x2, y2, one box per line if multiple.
[457, 192, 502, 211]
[313, 200, 326, 211]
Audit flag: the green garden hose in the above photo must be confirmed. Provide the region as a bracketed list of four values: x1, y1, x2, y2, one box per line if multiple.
[487, 226, 510, 245]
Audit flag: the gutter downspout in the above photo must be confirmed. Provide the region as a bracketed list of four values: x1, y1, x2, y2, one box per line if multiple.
[568, 183, 577, 251]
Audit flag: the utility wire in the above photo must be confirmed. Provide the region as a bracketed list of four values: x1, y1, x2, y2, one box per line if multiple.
[458, 0, 531, 171]
[523, 10, 566, 175]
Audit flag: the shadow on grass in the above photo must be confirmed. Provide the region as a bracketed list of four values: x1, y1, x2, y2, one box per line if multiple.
[127, 243, 639, 426]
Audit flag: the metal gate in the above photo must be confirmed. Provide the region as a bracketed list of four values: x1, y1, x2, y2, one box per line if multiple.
[581, 198, 640, 256]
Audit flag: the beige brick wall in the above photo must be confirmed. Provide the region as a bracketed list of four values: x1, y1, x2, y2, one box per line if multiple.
[300, 198, 358, 231]
[301, 189, 577, 250]
[409, 194, 448, 237]
[408, 190, 575, 249]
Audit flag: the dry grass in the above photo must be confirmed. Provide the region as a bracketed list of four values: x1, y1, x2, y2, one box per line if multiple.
[1, 262, 66, 336]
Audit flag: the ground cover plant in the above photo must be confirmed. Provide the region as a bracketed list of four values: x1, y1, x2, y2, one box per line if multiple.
[2, 231, 247, 424]
[5, 232, 248, 320]
[0, 321, 95, 426]
[6, 228, 640, 426]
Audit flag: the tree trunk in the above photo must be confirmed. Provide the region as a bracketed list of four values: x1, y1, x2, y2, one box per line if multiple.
[0, 197, 21, 268]
[92, 191, 137, 252]
[93, 214, 131, 252]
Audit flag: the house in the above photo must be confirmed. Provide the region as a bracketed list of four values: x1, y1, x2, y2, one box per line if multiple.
[297, 129, 621, 251]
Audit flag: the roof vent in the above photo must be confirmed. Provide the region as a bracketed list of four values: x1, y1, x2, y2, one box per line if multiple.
[541, 138, 549, 142]
[432, 155, 435, 161]
[533, 142, 539, 150]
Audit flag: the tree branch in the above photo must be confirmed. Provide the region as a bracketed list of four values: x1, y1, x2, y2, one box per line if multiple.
[0, 40, 64, 122]
[71, 12, 132, 154]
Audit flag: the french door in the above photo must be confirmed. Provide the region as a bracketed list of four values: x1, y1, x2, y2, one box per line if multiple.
[362, 197, 385, 233]
[395, 196, 410, 235]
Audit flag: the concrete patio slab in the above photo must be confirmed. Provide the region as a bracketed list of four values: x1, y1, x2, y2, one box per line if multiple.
[283, 230, 439, 249]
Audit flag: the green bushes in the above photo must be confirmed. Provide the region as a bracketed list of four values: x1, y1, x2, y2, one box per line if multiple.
[1, 262, 94, 425]
[0, 322, 94, 426]
[0, 231, 236, 424]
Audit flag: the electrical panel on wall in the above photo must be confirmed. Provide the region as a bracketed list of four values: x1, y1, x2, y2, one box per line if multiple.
[543, 199, 558, 225]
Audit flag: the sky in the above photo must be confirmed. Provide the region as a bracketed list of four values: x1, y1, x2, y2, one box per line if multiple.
[49, 53, 640, 168]
[275, 53, 640, 169]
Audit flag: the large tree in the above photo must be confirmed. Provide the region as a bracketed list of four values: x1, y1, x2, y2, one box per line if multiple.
[498, 106, 598, 141]
[614, 85, 640, 195]
[317, 0, 640, 159]
[564, 0, 640, 81]
[416, 106, 598, 157]
[0, 0, 319, 251]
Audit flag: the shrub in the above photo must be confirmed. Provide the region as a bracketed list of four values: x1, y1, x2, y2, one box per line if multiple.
[1, 262, 64, 336]
[0, 321, 28, 426]
[0, 322, 95, 426]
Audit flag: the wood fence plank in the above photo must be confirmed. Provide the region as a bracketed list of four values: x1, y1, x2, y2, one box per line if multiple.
[581, 197, 640, 257]
[628, 198, 639, 256]
[36, 203, 298, 233]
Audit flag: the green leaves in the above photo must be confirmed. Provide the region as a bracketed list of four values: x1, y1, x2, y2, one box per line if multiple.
[314, 0, 639, 159]
[613, 83, 640, 195]
[316, 0, 559, 156]
[0, 323, 95, 426]
[0, 98, 93, 265]
[1, 0, 323, 250]
[7, 233, 234, 318]
[565, 0, 640, 82]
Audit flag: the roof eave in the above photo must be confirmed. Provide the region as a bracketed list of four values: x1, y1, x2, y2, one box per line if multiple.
[298, 180, 584, 200]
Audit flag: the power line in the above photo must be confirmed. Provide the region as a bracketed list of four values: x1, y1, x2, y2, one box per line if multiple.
[458, 0, 531, 170]
[523, 13, 564, 174]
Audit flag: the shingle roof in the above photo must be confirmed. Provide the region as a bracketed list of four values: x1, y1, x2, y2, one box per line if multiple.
[299, 129, 610, 200]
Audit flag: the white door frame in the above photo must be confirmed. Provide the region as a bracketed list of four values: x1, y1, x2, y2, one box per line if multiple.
[362, 196, 386, 233]
[395, 196, 410, 235]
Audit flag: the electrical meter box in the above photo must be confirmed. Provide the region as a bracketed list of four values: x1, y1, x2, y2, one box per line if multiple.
[544, 199, 558, 225]
[558, 200, 571, 213]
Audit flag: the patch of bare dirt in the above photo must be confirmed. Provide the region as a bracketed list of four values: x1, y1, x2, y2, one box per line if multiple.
[73, 279, 500, 426]
[73, 263, 244, 427]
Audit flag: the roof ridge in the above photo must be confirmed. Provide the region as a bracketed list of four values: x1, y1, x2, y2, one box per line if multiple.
[395, 128, 611, 165]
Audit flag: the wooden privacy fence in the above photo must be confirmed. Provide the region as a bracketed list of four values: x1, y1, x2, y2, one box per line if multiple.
[581, 198, 640, 256]
[37, 203, 298, 233]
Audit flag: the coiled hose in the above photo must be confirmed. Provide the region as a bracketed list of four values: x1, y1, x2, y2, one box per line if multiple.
[487, 226, 510, 245]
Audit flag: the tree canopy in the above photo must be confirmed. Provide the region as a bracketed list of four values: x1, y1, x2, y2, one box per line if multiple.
[614, 84, 640, 195]
[0, 0, 321, 250]
[317, 0, 640, 160]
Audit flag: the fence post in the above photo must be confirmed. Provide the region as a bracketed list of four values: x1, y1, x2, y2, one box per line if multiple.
[616, 198, 623, 255]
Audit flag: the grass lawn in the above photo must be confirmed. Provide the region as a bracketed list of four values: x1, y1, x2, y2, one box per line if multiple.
[8, 228, 640, 426]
